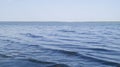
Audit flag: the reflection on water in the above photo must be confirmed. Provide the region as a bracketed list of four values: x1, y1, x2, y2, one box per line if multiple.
[0, 22, 120, 67]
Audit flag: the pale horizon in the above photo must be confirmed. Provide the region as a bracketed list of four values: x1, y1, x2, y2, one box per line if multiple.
[0, 0, 120, 21]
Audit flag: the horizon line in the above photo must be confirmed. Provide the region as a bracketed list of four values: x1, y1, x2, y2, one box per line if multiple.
[0, 21, 120, 23]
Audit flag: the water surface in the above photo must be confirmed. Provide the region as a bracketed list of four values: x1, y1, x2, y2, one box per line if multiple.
[0, 22, 120, 67]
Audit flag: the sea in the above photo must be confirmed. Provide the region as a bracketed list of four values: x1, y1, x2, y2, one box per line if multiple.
[0, 22, 120, 67]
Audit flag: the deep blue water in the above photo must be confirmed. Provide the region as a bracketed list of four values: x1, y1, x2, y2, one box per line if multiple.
[0, 22, 120, 67]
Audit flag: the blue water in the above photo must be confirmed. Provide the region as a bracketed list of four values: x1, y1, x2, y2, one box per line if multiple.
[0, 22, 120, 67]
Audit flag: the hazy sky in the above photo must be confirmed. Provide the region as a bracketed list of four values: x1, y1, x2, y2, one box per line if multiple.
[0, 0, 120, 21]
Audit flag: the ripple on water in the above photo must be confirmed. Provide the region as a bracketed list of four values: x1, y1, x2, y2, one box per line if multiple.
[0, 22, 120, 67]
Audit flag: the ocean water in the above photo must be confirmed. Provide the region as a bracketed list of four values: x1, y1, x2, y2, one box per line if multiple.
[0, 22, 120, 67]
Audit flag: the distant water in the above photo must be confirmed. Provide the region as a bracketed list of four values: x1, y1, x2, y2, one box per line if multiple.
[0, 22, 120, 67]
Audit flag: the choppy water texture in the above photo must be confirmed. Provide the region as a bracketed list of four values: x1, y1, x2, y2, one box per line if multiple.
[0, 22, 120, 67]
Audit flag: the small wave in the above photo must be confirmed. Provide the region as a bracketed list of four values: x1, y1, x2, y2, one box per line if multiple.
[58, 38, 80, 42]
[103, 31, 113, 35]
[58, 29, 76, 33]
[55, 50, 78, 56]
[83, 54, 120, 66]
[38, 39, 61, 43]
[89, 48, 112, 52]
[21, 33, 44, 38]
[0, 39, 22, 44]
[46, 47, 120, 66]
[49, 34, 70, 38]
[44, 48, 79, 56]
[26, 58, 55, 64]
[48, 64, 69, 67]
[44, 47, 120, 66]
[25, 58, 70, 67]
[112, 37, 120, 39]
[86, 47, 120, 54]
[28, 45, 40, 48]
[83, 41, 102, 44]
[24, 58, 69, 67]
[78, 32, 95, 35]
[0, 53, 11, 58]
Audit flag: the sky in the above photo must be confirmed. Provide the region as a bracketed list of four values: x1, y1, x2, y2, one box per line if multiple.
[0, 0, 120, 21]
